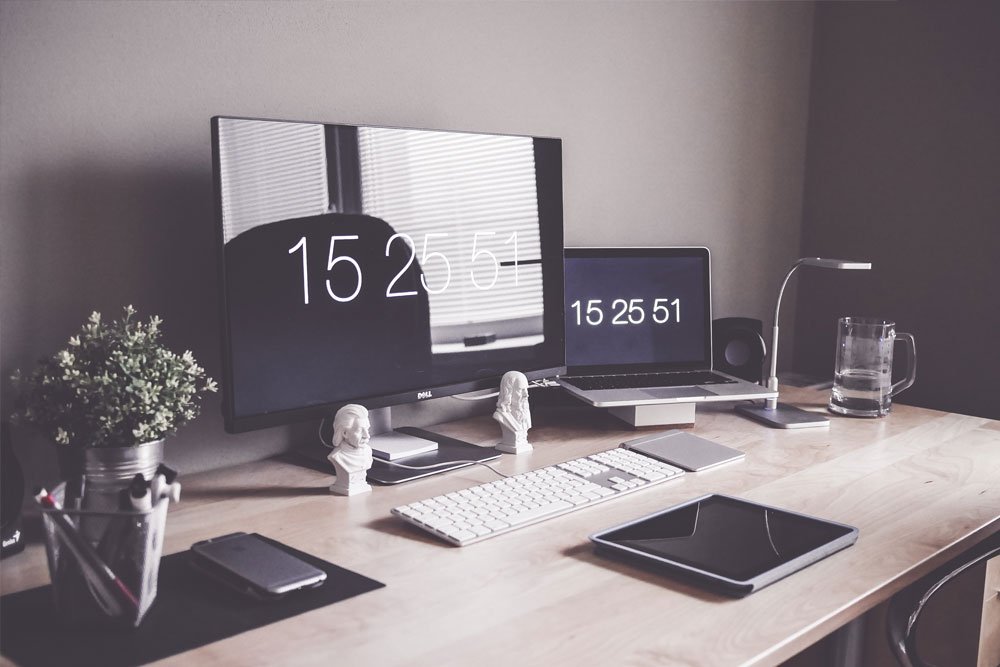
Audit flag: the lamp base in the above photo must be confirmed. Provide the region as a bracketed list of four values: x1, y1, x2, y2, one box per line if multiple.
[735, 402, 830, 429]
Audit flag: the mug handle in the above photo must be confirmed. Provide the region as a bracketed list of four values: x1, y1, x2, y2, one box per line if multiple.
[890, 332, 916, 397]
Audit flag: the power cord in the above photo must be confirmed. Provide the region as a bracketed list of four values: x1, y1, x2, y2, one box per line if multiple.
[449, 378, 554, 401]
[450, 390, 499, 401]
[372, 456, 510, 479]
[318, 416, 332, 448]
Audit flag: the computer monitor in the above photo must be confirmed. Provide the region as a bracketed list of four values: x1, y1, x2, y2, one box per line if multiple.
[211, 116, 565, 442]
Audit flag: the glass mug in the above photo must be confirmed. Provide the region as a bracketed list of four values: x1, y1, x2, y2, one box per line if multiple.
[829, 317, 916, 417]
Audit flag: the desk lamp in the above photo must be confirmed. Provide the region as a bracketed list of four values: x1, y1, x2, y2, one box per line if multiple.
[736, 257, 872, 428]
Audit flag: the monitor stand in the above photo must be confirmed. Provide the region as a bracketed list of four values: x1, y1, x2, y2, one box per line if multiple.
[606, 403, 696, 429]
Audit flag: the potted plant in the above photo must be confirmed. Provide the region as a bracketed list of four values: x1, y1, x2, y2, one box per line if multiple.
[10, 305, 216, 508]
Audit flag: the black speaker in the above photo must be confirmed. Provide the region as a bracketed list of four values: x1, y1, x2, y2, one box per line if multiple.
[713, 317, 766, 384]
[1, 421, 26, 558]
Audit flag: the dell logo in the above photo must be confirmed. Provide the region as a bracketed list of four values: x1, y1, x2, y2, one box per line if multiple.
[417, 390, 433, 400]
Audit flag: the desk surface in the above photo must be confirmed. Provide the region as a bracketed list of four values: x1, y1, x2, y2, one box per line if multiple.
[3, 388, 999, 666]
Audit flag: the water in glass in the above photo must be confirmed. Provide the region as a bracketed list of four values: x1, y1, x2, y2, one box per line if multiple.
[829, 317, 916, 418]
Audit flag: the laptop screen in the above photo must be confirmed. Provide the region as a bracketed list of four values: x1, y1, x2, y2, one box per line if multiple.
[564, 247, 711, 374]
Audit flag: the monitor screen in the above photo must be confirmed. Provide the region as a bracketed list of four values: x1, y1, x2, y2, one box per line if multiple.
[212, 117, 565, 432]
[563, 247, 710, 373]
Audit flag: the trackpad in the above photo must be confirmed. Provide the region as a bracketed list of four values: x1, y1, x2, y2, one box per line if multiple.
[641, 387, 711, 400]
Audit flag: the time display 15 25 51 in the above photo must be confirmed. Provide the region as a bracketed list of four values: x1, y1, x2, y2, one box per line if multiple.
[287, 231, 525, 304]
[570, 298, 681, 326]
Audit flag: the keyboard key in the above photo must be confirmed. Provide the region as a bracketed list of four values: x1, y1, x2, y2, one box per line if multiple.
[506, 500, 574, 526]
[424, 517, 454, 530]
[445, 528, 477, 542]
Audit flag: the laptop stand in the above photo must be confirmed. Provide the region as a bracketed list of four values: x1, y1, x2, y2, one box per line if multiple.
[607, 403, 696, 428]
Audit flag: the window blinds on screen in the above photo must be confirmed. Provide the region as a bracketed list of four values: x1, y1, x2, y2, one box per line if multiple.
[216, 119, 329, 243]
[357, 128, 545, 339]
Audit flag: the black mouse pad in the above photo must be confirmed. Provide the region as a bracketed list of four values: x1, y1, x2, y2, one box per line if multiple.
[0, 537, 385, 667]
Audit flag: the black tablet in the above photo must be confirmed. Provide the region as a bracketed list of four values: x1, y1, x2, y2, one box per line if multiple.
[590, 494, 858, 596]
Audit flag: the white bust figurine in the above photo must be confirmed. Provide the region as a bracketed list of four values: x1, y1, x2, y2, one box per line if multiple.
[327, 404, 373, 496]
[494, 371, 532, 454]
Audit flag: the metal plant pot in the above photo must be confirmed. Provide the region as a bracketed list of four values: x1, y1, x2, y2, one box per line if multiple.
[81, 439, 165, 513]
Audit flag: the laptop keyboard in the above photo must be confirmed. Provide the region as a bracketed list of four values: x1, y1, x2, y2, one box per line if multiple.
[562, 370, 737, 391]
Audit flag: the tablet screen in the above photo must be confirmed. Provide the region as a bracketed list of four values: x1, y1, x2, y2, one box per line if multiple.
[594, 495, 856, 583]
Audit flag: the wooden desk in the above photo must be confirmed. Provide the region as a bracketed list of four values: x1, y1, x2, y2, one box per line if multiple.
[3, 388, 998, 666]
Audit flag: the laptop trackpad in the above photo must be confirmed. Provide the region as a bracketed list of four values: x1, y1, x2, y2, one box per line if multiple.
[641, 387, 712, 400]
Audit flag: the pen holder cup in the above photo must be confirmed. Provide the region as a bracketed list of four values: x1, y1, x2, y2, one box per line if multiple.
[40, 483, 169, 629]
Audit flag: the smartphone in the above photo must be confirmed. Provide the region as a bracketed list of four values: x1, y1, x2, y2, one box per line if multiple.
[189, 532, 327, 600]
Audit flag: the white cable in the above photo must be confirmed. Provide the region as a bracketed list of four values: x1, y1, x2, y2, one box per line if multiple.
[373, 456, 509, 479]
[450, 378, 553, 401]
[451, 390, 499, 401]
[318, 416, 331, 448]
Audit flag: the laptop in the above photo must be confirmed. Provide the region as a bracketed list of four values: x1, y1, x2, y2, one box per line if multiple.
[557, 247, 776, 408]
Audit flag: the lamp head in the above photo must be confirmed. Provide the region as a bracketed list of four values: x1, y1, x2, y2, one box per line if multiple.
[800, 257, 872, 270]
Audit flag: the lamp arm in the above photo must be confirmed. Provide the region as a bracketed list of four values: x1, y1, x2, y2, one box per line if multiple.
[764, 258, 815, 406]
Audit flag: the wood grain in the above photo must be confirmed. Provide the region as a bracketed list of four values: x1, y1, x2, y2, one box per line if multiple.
[2, 388, 997, 667]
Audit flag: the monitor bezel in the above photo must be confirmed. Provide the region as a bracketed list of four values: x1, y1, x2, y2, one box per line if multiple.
[211, 115, 566, 433]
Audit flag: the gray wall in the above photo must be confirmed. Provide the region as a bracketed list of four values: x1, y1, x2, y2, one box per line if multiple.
[0, 1, 814, 478]
[794, 2, 1000, 419]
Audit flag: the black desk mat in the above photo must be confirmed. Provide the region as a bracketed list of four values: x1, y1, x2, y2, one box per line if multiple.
[0, 537, 385, 667]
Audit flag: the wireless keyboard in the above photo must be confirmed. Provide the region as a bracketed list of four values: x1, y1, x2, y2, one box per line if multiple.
[391, 447, 684, 546]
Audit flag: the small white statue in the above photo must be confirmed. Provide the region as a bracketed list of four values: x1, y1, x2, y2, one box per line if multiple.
[327, 404, 373, 496]
[494, 371, 532, 454]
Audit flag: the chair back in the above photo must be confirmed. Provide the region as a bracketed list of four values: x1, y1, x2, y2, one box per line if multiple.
[887, 535, 1000, 667]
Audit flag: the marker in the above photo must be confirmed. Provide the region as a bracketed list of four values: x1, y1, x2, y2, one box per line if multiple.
[33, 486, 139, 614]
[150, 464, 181, 504]
[165, 480, 181, 503]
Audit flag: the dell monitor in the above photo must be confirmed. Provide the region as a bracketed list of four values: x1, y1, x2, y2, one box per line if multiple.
[211, 116, 565, 456]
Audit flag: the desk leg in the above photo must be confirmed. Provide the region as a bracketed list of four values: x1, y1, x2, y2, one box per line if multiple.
[830, 617, 865, 667]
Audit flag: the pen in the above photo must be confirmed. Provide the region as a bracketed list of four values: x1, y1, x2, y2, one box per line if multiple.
[33, 487, 139, 615]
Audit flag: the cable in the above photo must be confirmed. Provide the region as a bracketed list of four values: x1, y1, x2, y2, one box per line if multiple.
[373, 456, 510, 479]
[318, 416, 331, 449]
[450, 378, 555, 401]
[450, 390, 499, 401]
[318, 415, 507, 478]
